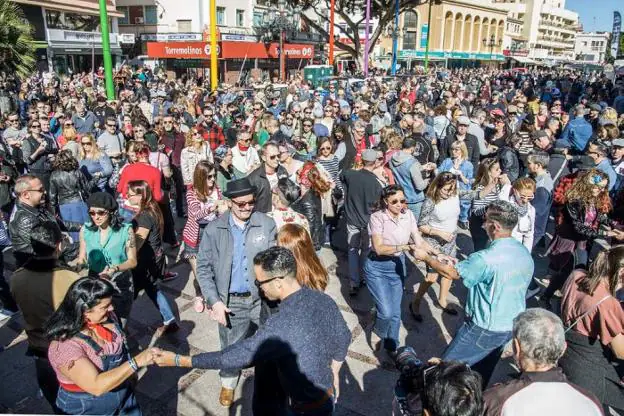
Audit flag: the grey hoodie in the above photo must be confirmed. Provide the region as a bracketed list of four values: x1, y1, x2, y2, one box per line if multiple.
[389, 150, 430, 192]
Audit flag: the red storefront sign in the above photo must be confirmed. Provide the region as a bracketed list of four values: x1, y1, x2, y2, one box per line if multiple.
[147, 41, 314, 60]
[503, 49, 529, 57]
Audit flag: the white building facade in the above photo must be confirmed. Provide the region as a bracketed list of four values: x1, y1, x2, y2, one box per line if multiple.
[574, 32, 610, 64]
[492, 0, 580, 63]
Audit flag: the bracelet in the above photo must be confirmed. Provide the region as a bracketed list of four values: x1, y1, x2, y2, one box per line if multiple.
[128, 357, 139, 372]
[174, 354, 181, 367]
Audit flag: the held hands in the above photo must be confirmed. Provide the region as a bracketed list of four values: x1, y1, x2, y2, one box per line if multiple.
[150, 348, 178, 367]
[210, 301, 231, 326]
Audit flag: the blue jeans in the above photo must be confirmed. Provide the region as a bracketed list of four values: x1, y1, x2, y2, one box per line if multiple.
[347, 224, 370, 287]
[145, 283, 176, 325]
[407, 202, 423, 222]
[442, 320, 511, 384]
[364, 253, 406, 351]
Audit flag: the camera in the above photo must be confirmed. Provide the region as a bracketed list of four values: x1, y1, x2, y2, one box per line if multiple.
[393, 346, 436, 416]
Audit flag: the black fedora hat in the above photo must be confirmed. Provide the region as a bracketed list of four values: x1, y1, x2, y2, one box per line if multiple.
[223, 177, 257, 199]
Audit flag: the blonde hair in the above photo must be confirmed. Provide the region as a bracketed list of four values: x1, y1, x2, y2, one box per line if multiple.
[450, 141, 468, 160]
[78, 134, 102, 160]
[512, 177, 536, 193]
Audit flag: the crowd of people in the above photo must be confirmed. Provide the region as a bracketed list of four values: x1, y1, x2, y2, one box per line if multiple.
[0, 63, 623, 415]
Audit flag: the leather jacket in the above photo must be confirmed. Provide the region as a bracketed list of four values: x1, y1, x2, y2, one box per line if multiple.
[246, 164, 290, 213]
[9, 202, 81, 268]
[292, 190, 324, 251]
[49, 169, 90, 212]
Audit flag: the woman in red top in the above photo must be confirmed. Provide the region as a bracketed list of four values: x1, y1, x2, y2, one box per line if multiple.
[560, 246, 624, 410]
[117, 142, 163, 203]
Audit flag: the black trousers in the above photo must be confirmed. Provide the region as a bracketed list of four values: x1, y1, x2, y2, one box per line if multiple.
[171, 165, 185, 216]
[33, 355, 63, 414]
[0, 252, 17, 312]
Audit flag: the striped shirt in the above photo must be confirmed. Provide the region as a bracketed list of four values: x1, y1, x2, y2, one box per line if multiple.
[471, 183, 502, 217]
[517, 130, 534, 159]
[316, 155, 343, 191]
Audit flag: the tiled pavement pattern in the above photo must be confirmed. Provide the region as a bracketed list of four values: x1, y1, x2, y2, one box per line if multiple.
[0, 227, 551, 416]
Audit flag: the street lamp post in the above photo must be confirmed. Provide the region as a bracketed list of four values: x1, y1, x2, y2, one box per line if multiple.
[389, 22, 407, 76]
[255, 0, 301, 81]
[482, 34, 502, 64]
[423, 0, 441, 72]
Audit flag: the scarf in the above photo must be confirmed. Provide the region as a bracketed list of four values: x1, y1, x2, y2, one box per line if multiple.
[238, 143, 250, 152]
[86, 321, 114, 343]
[514, 196, 529, 217]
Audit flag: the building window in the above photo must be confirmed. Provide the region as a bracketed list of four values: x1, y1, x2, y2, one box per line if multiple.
[129, 6, 144, 24]
[177, 19, 192, 32]
[118, 7, 129, 25]
[403, 31, 417, 49]
[217, 7, 226, 25]
[236, 9, 244, 27]
[253, 12, 263, 27]
[45, 10, 102, 31]
[144, 6, 158, 24]
[403, 11, 418, 29]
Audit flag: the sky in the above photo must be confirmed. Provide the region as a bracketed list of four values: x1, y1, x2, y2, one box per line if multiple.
[565, 0, 622, 32]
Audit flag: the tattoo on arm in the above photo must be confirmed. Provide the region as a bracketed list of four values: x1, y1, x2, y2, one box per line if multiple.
[127, 229, 136, 248]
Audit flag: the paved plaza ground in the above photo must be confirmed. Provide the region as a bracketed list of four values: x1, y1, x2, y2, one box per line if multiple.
[0, 227, 549, 416]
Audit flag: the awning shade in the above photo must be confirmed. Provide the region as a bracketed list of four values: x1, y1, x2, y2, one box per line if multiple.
[511, 56, 537, 65]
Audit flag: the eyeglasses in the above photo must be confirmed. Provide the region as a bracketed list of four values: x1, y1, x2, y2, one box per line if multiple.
[254, 274, 286, 288]
[89, 209, 109, 217]
[231, 199, 255, 208]
[388, 198, 406, 205]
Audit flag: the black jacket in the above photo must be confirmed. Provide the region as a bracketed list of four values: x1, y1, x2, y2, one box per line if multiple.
[439, 132, 480, 168]
[246, 164, 289, 213]
[292, 190, 324, 251]
[497, 146, 521, 183]
[49, 169, 91, 212]
[9, 202, 80, 268]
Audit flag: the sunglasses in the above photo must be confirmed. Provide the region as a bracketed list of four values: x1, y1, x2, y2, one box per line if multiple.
[204, 114, 213, 117]
[206, 174, 216, 180]
[254, 274, 286, 288]
[303, 124, 312, 127]
[9, 119, 19, 123]
[231, 199, 255, 208]
[81, 141, 92, 146]
[31, 124, 41, 128]
[106, 124, 116, 127]
[319, 146, 331, 151]
[388, 198, 406, 205]
[163, 121, 174, 124]
[89, 209, 109, 217]
[267, 154, 279, 160]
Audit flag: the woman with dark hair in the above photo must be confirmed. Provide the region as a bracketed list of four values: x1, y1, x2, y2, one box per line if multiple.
[269, 177, 309, 232]
[46, 277, 153, 415]
[127, 180, 178, 333]
[542, 169, 623, 305]
[277, 223, 328, 291]
[485, 115, 510, 150]
[292, 161, 331, 251]
[213, 145, 233, 192]
[560, 246, 624, 410]
[331, 123, 349, 162]
[316, 136, 344, 244]
[497, 133, 523, 183]
[49, 149, 91, 240]
[77, 192, 137, 320]
[469, 158, 505, 251]
[411, 172, 461, 321]
[365, 185, 448, 354]
[180, 161, 226, 313]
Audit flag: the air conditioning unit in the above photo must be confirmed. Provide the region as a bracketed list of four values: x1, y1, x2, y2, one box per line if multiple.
[135, 17, 144, 24]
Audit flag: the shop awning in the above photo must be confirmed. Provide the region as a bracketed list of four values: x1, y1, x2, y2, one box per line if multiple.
[511, 56, 537, 65]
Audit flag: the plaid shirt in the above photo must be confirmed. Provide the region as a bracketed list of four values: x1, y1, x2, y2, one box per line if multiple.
[197, 122, 225, 151]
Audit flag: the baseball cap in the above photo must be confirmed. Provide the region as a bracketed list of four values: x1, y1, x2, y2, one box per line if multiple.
[612, 138, 624, 147]
[361, 149, 378, 162]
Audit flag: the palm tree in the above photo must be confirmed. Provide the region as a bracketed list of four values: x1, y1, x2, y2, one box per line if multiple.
[0, 0, 36, 79]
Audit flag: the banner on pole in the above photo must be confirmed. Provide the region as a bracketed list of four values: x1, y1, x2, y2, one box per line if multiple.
[420, 24, 429, 49]
[612, 11, 621, 58]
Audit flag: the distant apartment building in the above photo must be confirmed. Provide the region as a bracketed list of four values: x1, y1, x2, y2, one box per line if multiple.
[574, 32, 610, 64]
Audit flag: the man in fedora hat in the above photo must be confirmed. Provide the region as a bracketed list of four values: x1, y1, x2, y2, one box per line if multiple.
[196, 177, 277, 407]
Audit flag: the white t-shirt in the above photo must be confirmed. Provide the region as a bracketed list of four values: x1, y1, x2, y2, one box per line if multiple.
[428, 196, 460, 233]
